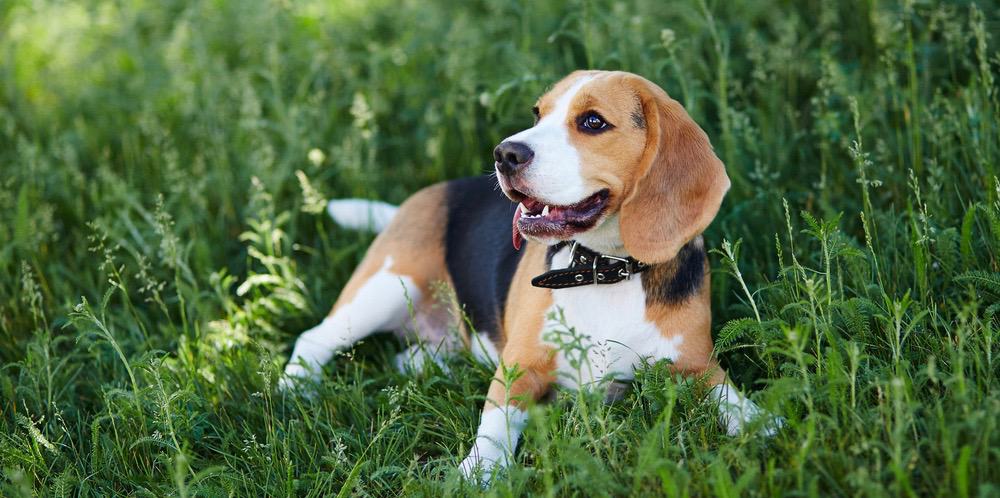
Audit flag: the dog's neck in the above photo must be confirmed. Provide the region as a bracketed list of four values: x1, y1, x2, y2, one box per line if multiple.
[534, 241, 649, 289]
[571, 213, 629, 256]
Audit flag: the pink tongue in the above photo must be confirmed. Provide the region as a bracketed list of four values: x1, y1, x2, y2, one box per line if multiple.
[512, 207, 524, 250]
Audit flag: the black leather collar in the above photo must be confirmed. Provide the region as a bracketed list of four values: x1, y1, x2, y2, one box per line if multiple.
[531, 242, 650, 289]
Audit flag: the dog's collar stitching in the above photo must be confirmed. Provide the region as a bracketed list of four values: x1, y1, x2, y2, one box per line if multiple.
[531, 241, 649, 289]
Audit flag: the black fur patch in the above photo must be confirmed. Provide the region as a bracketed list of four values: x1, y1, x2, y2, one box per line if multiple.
[641, 240, 705, 305]
[630, 108, 646, 129]
[444, 176, 524, 343]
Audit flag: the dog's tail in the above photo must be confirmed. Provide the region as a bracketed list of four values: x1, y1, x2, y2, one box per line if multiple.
[326, 199, 399, 233]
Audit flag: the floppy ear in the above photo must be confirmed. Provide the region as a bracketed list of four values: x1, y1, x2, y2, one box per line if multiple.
[619, 76, 730, 263]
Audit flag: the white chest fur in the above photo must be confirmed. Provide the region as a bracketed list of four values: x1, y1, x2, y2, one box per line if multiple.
[542, 247, 684, 389]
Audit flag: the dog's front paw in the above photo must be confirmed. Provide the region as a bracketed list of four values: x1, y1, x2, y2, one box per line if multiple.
[711, 383, 783, 437]
[393, 344, 450, 374]
[717, 395, 761, 436]
[277, 374, 304, 393]
[278, 362, 321, 396]
[758, 415, 786, 437]
[458, 452, 502, 487]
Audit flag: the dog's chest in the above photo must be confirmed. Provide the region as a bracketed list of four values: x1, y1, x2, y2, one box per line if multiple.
[541, 249, 683, 389]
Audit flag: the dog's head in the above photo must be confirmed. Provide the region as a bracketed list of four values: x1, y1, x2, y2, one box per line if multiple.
[496, 70, 730, 263]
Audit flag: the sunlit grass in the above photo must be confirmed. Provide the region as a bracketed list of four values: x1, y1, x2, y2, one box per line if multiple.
[1, 0, 999, 495]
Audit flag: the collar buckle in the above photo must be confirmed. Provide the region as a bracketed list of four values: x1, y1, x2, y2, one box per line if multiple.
[599, 254, 632, 281]
[571, 241, 636, 283]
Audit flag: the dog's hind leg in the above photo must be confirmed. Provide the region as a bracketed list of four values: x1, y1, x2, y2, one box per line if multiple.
[392, 294, 461, 374]
[283, 255, 422, 383]
[282, 184, 449, 388]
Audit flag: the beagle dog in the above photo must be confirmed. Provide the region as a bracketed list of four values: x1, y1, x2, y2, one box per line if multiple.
[282, 70, 776, 483]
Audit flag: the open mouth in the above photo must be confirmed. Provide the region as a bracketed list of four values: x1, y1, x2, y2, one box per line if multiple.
[511, 189, 610, 249]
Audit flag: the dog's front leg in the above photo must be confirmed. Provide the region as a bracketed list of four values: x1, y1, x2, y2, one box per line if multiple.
[459, 360, 553, 486]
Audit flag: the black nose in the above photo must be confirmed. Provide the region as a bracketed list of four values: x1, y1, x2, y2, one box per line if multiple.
[494, 141, 534, 175]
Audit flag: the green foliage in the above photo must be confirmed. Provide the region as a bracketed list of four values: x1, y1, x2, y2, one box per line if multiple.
[2, 0, 999, 495]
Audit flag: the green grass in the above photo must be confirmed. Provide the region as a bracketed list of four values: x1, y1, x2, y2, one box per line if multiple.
[1, 0, 999, 495]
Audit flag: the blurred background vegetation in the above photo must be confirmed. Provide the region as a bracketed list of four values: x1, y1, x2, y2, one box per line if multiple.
[1, 0, 999, 495]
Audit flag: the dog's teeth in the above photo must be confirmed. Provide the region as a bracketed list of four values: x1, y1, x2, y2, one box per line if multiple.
[541, 205, 550, 216]
[519, 203, 528, 215]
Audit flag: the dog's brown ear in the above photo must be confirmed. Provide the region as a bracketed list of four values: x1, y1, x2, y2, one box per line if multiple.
[619, 75, 730, 263]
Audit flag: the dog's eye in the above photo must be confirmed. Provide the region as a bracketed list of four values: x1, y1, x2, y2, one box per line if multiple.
[579, 112, 610, 132]
[583, 115, 605, 129]
[532, 106, 540, 118]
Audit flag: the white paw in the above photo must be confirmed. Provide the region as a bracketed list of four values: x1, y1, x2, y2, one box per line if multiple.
[718, 396, 762, 436]
[711, 384, 783, 437]
[458, 407, 527, 486]
[759, 415, 786, 437]
[393, 344, 450, 374]
[278, 362, 320, 396]
[458, 452, 502, 487]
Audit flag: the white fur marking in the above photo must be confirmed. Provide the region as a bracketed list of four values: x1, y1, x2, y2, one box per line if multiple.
[502, 76, 594, 206]
[710, 383, 783, 437]
[394, 343, 450, 373]
[282, 256, 417, 384]
[470, 332, 500, 367]
[543, 246, 682, 389]
[459, 406, 528, 485]
[573, 213, 626, 256]
[327, 198, 398, 232]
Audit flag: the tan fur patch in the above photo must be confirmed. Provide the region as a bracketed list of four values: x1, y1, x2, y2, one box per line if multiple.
[617, 74, 731, 263]
[525, 72, 647, 219]
[565, 73, 649, 207]
[483, 242, 557, 410]
[644, 258, 726, 385]
[329, 183, 449, 315]
[532, 70, 599, 119]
